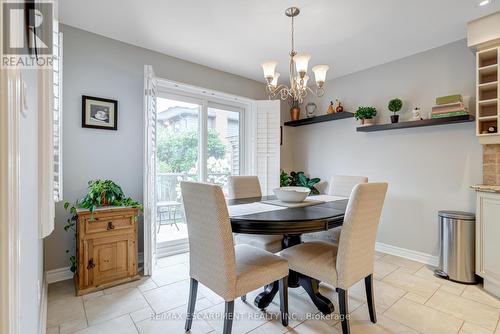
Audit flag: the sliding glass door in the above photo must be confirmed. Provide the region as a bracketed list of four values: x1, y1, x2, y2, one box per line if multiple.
[155, 93, 243, 254]
[155, 95, 201, 248]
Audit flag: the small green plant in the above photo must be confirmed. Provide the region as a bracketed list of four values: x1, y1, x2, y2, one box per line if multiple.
[354, 106, 377, 120]
[63, 179, 142, 273]
[388, 98, 403, 115]
[280, 170, 321, 195]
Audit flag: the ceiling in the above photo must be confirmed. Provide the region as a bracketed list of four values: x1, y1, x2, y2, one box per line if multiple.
[60, 0, 500, 83]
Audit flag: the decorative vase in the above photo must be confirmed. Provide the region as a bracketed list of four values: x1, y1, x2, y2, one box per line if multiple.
[361, 118, 375, 126]
[390, 115, 399, 123]
[305, 103, 317, 118]
[335, 99, 344, 113]
[290, 107, 301, 121]
[327, 101, 335, 114]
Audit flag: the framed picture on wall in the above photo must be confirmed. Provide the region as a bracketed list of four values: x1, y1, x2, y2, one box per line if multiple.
[82, 95, 118, 130]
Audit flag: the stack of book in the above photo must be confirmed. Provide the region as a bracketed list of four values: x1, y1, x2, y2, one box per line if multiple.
[431, 95, 468, 119]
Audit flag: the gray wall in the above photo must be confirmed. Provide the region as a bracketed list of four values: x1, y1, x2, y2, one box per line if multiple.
[45, 25, 266, 271]
[288, 39, 482, 257]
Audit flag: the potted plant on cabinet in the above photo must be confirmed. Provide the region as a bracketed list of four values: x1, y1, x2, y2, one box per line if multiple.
[388, 98, 403, 123]
[354, 106, 377, 126]
[290, 99, 301, 121]
[63, 179, 142, 274]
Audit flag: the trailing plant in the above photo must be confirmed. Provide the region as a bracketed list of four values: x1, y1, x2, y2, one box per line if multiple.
[280, 170, 321, 195]
[354, 106, 377, 120]
[388, 98, 403, 115]
[63, 179, 143, 273]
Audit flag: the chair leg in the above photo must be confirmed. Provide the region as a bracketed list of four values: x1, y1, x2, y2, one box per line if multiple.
[241, 294, 246, 302]
[364, 274, 377, 323]
[337, 288, 350, 334]
[278, 277, 289, 327]
[185, 278, 198, 331]
[223, 300, 235, 334]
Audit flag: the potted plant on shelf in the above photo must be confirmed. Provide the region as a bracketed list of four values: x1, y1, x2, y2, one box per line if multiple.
[63, 179, 142, 274]
[354, 106, 377, 126]
[290, 99, 301, 121]
[388, 98, 403, 123]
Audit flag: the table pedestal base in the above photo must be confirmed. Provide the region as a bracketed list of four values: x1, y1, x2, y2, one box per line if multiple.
[253, 235, 335, 315]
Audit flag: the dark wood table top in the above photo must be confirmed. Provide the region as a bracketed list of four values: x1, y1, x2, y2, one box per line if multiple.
[228, 196, 348, 235]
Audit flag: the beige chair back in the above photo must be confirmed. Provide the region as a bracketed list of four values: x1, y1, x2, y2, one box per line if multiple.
[336, 183, 388, 289]
[227, 175, 262, 199]
[181, 181, 237, 300]
[328, 175, 368, 197]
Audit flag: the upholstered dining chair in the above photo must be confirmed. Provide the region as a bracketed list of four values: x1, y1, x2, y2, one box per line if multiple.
[279, 183, 388, 334]
[228, 176, 283, 254]
[181, 181, 289, 334]
[303, 175, 368, 244]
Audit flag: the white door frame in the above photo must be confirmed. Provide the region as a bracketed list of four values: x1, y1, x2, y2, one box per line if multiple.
[0, 68, 22, 334]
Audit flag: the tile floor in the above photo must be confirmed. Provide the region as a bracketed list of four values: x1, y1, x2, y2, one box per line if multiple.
[47, 251, 500, 334]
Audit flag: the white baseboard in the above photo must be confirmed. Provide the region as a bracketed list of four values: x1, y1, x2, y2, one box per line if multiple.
[376, 242, 439, 267]
[46, 252, 145, 284]
[45, 267, 73, 284]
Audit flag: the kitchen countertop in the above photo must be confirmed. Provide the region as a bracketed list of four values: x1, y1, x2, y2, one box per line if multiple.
[471, 185, 500, 193]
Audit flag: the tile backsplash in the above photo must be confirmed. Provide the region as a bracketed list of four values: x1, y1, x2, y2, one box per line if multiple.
[483, 145, 500, 185]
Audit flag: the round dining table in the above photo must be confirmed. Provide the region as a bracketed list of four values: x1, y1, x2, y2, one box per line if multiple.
[228, 196, 348, 315]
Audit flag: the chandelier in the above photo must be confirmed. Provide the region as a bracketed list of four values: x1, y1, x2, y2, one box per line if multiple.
[261, 7, 329, 103]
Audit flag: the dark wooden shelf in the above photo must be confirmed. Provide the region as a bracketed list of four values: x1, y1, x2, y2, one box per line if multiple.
[356, 115, 475, 132]
[284, 112, 354, 127]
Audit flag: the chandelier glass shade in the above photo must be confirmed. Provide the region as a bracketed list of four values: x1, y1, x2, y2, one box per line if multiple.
[261, 7, 329, 103]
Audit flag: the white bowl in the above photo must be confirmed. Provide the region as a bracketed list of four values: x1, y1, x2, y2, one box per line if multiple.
[273, 186, 311, 203]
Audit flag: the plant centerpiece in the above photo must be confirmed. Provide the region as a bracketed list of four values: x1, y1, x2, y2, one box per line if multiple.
[64, 179, 142, 273]
[290, 99, 301, 121]
[388, 98, 403, 123]
[354, 106, 377, 126]
[280, 170, 321, 195]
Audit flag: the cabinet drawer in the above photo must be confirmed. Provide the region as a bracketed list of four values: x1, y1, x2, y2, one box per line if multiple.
[84, 214, 134, 234]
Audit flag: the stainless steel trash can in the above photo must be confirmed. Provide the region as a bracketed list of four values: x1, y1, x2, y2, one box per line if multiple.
[435, 211, 477, 284]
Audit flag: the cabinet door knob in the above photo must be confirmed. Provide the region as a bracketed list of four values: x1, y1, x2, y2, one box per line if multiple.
[87, 258, 95, 269]
[107, 222, 115, 230]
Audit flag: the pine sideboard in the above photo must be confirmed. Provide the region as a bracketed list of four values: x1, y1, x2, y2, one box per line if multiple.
[75, 206, 140, 295]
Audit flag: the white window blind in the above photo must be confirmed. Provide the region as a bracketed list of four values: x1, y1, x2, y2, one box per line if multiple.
[53, 29, 63, 202]
[254, 100, 281, 195]
[143, 65, 158, 275]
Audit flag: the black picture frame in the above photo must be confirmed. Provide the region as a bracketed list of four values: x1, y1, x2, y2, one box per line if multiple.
[82, 95, 118, 130]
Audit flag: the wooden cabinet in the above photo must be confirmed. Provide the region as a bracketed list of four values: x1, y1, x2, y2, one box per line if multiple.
[475, 191, 500, 298]
[76, 206, 140, 295]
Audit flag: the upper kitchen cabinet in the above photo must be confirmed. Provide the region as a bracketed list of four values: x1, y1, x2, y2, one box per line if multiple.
[468, 12, 500, 144]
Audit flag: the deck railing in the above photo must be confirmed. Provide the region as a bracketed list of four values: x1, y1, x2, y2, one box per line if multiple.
[156, 172, 230, 202]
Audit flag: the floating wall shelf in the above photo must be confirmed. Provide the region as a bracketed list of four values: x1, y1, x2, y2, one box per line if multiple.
[284, 112, 354, 127]
[356, 115, 475, 132]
